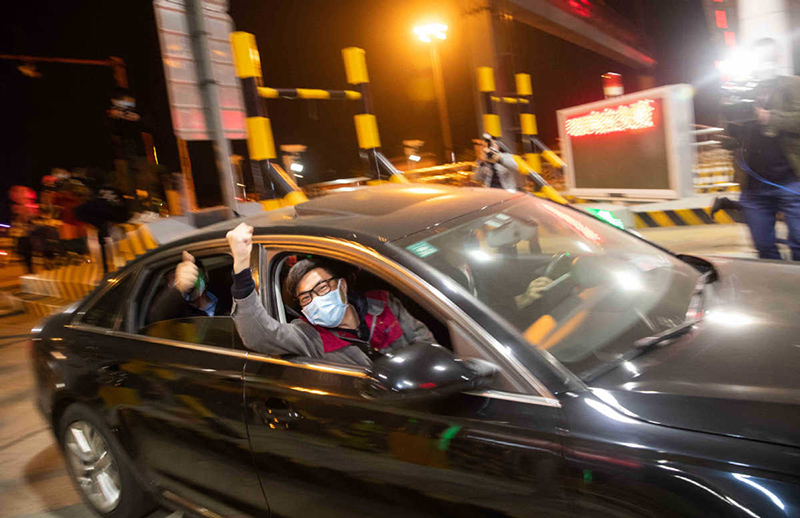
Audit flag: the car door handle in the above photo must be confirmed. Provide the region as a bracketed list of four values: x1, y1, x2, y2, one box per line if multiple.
[97, 362, 127, 386]
[251, 399, 303, 426]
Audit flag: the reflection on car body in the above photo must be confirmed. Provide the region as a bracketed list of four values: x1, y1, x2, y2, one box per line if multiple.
[29, 185, 800, 518]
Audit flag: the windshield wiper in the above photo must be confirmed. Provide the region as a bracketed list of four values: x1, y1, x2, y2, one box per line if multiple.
[581, 318, 702, 383]
[632, 318, 699, 349]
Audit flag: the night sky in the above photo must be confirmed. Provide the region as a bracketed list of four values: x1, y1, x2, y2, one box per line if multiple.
[1, 0, 715, 217]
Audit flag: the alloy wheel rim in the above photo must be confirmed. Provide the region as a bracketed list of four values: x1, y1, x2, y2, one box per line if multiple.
[64, 420, 122, 513]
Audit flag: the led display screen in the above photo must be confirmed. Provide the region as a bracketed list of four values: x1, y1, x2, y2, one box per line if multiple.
[567, 98, 670, 190]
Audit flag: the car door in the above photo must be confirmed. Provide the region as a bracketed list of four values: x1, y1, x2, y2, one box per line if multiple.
[70, 240, 268, 518]
[241, 237, 572, 518]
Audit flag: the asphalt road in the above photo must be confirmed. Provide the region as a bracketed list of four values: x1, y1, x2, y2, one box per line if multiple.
[0, 312, 171, 518]
[0, 311, 84, 518]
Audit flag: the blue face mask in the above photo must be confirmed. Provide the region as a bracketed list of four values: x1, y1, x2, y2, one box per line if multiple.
[302, 280, 348, 328]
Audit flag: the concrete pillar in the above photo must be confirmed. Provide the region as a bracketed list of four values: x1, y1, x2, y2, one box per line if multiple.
[738, 0, 794, 75]
[462, 1, 517, 149]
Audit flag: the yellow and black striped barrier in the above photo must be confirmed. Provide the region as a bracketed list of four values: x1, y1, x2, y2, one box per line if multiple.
[490, 96, 529, 105]
[18, 223, 160, 316]
[515, 73, 542, 175]
[477, 66, 502, 139]
[632, 207, 743, 228]
[230, 32, 306, 206]
[231, 31, 404, 186]
[476, 67, 565, 205]
[258, 87, 361, 101]
[342, 46, 407, 182]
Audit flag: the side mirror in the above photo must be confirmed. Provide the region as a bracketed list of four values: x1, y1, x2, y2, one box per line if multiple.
[360, 343, 496, 401]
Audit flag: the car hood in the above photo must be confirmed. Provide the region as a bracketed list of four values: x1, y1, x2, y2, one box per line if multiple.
[591, 257, 800, 449]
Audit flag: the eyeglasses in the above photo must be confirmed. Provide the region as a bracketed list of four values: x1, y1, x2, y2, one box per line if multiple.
[296, 277, 338, 307]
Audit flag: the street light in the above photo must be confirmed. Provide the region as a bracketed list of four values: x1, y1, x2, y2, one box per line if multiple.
[414, 22, 454, 163]
[413, 23, 447, 43]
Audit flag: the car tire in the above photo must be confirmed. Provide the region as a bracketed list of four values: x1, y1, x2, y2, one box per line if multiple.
[58, 403, 157, 518]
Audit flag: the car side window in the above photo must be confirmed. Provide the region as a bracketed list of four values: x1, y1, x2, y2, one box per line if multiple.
[271, 252, 452, 350]
[80, 275, 136, 329]
[135, 253, 240, 349]
[269, 251, 524, 392]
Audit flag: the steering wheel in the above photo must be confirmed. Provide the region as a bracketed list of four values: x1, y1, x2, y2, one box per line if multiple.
[543, 251, 573, 280]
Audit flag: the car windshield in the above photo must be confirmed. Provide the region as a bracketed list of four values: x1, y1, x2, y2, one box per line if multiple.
[396, 196, 701, 379]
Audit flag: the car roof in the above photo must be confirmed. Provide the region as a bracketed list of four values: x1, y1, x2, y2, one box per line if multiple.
[232, 183, 523, 242]
[136, 184, 524, 266]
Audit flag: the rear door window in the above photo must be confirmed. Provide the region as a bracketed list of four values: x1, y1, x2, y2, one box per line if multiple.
[79, 275, 136, 329]
[135, 252, 240, 349]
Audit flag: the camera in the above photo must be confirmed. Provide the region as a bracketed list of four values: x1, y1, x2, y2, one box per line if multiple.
[720, 80, 759, 125]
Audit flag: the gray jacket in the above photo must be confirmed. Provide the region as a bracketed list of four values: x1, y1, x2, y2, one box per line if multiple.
[472, 153, 519, 190]
[231, 290, 435, 367]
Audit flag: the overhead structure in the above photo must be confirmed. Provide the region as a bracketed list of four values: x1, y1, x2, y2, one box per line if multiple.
[464, 0, 655, 142]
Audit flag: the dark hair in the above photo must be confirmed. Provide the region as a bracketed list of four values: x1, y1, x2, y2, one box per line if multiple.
[286, 257, 341, 298]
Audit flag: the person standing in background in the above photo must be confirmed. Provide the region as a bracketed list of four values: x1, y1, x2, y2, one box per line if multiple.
[737, 38, 800, 261]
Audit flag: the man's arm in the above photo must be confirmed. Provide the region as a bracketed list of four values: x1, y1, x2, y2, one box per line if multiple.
[766, 76, 800, 133]
[227, 223, 325, 358]
[231, 273, 323, 357]
[386, 293, 435, 345]
[497, 152, 521, 173]
[147, 251, 199, 324]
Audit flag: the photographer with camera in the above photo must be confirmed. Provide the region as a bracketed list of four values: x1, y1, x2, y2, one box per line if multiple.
[473, 133, 519, 191]
[724, 38, 800, 261]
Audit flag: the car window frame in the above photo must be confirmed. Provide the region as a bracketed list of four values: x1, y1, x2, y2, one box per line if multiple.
[255, 235, 559, 404]
[73, 267, 141, 331]
[133, 249, 235, 332]
[126, 241, 253, 334]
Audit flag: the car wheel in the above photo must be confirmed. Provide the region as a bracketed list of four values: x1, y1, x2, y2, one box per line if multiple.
[58, 403, 157, 518]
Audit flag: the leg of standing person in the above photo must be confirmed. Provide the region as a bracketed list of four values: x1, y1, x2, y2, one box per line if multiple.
[17, 236, 33, 273]
[740, 186, 782, 260]
[98, 225, 109, 274]
[778, 179, 800, 261]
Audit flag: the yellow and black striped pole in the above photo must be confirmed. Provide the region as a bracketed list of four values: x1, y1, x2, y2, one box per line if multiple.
[342, 47, 383, 180]
[230, 32, 305, 206]
[515, 73, 541, 174]
[477, 66, 501, 138]
[258, 87, 362, 100]
[476, 67, 566, 204]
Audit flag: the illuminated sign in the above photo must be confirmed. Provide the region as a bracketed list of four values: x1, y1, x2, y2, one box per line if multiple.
[565, 99, 656, 137]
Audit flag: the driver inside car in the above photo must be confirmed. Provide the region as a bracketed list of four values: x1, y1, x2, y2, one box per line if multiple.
[225, 223, 435, 366]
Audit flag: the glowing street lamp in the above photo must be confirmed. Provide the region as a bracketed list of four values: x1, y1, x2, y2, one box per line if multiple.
[414, 22, 454, 162]
[413, 23, 447, 43]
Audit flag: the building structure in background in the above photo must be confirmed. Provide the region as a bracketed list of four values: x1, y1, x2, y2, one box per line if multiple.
[463, 0, 655, 150]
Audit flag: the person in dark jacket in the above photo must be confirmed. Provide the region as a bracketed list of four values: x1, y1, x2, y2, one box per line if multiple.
[225, 223, 434, 366]
[147, 252, 219, 323]
[736, 38, 800, 261]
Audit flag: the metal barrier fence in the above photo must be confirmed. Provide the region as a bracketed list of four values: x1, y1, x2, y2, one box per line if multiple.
[691, 125, 738, 193]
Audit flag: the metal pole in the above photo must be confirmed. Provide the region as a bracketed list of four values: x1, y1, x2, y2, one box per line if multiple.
[477, 67, 501, 138]
[429, 44, 454, 163]
[342, 47, 383, 180]
[185, 0, 238, 211]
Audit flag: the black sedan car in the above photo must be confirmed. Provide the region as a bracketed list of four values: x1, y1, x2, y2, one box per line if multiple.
[31, 184, 800, 518]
